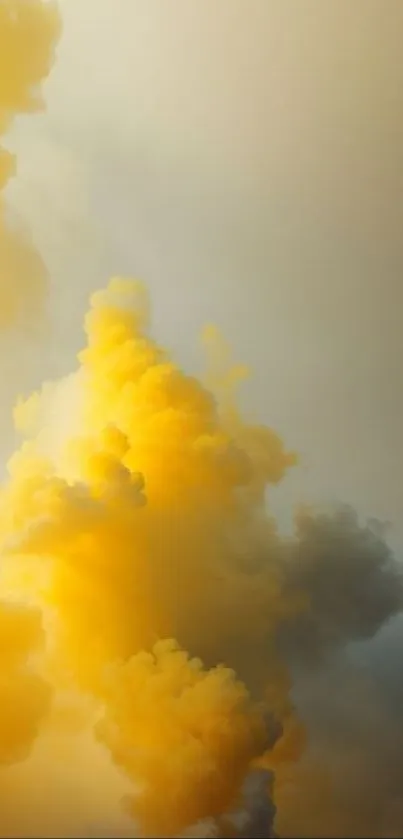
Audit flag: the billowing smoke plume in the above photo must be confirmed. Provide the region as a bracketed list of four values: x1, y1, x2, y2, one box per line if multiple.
[0, 277, 401, 837]
[0, 0, 60, 330]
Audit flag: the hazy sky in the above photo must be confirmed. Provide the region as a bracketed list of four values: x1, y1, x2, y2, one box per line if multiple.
[5, 0, 403, 545]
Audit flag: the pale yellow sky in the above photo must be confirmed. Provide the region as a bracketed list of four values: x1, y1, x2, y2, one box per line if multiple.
[4, 0, 403, 545]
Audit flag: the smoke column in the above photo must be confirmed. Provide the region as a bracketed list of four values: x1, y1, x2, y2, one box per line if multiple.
[0, 5, 403, 837]
[0, 0, 60, 330]
[0, 277, 401, 837]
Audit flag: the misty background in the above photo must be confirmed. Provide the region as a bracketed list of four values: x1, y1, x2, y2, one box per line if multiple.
[3, 0, 403, 550]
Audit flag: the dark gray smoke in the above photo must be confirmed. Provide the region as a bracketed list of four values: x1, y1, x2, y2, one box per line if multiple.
[278, 506, 403, 669]
[269, 505, 403, 838]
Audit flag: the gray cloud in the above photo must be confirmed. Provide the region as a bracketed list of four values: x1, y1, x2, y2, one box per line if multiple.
[279, 507, 403, 667]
